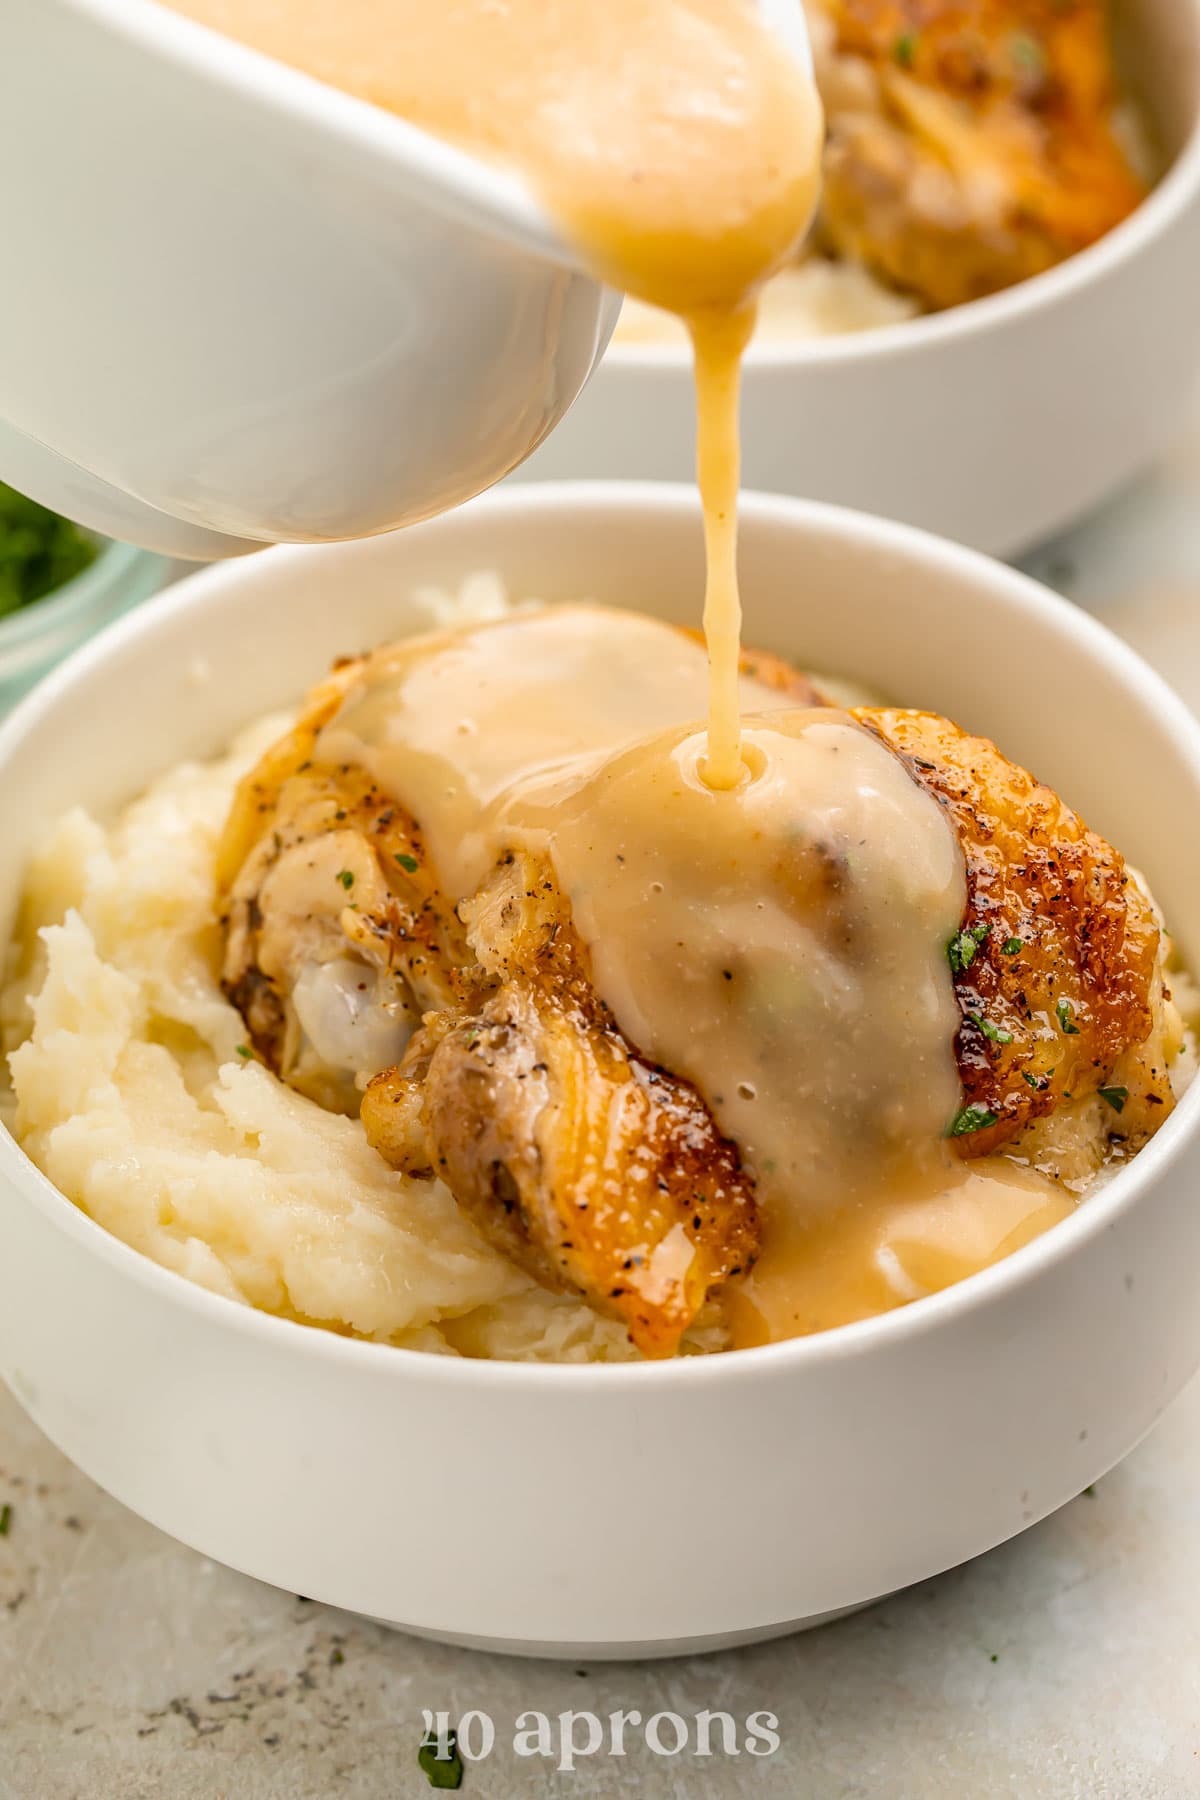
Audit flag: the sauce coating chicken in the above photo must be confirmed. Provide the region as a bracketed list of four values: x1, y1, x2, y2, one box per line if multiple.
[218, 614, 1178, 1356]
[807, 0, 1148, 307]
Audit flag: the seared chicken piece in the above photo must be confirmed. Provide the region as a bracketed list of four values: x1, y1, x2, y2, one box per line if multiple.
[219, 680, 468, 1111]
[361, 851, 760, 1358]
[221, 621, 1178, 1356]
[807, 0, 1148, 308]
[859, 708, 1174, 1155]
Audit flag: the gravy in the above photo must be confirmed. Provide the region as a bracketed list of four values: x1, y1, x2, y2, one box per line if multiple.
[164, 0, 823, 784]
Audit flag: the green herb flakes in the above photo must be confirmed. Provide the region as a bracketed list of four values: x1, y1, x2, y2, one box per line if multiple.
[235, 1044, 253, 1060]
[1098, 1086, 1128, 1114]
[1056, 998, 1080, 1035]
[395, 852, 420, 874]
[972, 1013, 1014, 1046]
[0, 1503, 10, 1536]
[947, 1105, 999, 1138]
[336, 869, 355, 890]
[894, 30, 918, 66]
[947, 923, 989, 973]
[419, 1728, 464, 1790]
[1001, 937, 1023, 956]
[1010, 31, 1046, 74]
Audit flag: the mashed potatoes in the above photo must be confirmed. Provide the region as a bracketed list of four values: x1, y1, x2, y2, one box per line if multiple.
[614, 255, 919, 347]
[0, 710, 689, 1363]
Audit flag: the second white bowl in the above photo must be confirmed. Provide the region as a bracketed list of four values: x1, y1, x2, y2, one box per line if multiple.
[517, 0, 1200, 557]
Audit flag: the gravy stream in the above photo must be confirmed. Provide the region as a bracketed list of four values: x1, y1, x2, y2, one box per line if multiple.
[164, 0, 823, 785]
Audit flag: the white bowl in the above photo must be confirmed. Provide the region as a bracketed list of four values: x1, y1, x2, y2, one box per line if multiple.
[3, 484, 1200, 1659]
[1, 0, 618, 557]
[517, 0, 1200, 558]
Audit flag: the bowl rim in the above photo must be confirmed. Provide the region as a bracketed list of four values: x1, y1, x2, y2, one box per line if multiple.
[4, 480, 1200, 1390]
[607, 6, 1200, 373]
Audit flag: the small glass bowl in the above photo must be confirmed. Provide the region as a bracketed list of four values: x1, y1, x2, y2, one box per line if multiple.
[0, 538, 170, 713]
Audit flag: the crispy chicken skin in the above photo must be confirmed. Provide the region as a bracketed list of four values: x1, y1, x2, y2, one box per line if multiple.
[218, 675, 468, 1109]
[220, 622, 1175, 1354]
[858, 708, 1173, 1154]
[807, 0, 1147, 308]
[361, 852, 760, 1358]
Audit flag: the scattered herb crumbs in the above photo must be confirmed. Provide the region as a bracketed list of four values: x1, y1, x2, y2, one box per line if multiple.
[947, 923, 989, 973]
[0, 1503, 11, 1536]
[990, 1652, 999, 1663]
[1098, 1086, 1128, 1114]
[419, 1728, 464, 1790]
[947, 1105, 999, 1138]
[1002, 937, 1023, 956]
[972, 1013, 1014, 1046]
[1010, 30, 1046, 72]
[395, 852, 420, 874]
[336, 869, 355, 890]
[1083, 1484, 1096, 1498]
[1021, 1071, 1044, 1090]
[1056, 998, 1080, 1035]
[894, 29, 918, 65]
[330, 1647, 345, 1667]
[235, 1044, 252, 1060]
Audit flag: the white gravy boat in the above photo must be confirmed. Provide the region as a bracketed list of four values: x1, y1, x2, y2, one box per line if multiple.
[3, 0, 809, 558]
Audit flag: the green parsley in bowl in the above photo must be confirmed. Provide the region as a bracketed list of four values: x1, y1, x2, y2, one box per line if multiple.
[0, 484, 168, 708]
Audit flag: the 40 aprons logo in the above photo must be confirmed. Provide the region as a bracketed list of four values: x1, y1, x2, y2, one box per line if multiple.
[420, 1706, 781, 1775]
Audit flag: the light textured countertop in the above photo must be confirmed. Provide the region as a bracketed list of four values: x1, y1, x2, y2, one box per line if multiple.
[5, 393, 1200, 1800]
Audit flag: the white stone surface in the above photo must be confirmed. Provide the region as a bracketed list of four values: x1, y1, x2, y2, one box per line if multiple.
[5, 387, 1200, 1799]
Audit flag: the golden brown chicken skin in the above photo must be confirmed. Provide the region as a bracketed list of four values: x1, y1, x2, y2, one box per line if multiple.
[859, 708, 1172, 1154]
[219, 681, 469, 1110]
[361, 851, 760, 1359]
[808, 0, 1148, 308]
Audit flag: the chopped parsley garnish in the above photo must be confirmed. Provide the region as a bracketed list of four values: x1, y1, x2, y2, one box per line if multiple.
[1022, 1070, 1046, 1090]
[336, 869, 355, 890]
[972, 1013, 1014, 1046]
[1056, 998, 1080, 1035]
[1010, 31, 1046, 74]
[395, 852, 420, 874]
[235, 1044, 253, 1060]
[947, 1105, 999, 1138]
[418, 1728, 464, 1790]
[0, 1503, 10, 1536]
[1098, 1086, 1129, 1114]
[1002, 937, 1023, 956]
[947, 923, 989, 973]
[894, 30, 918, 66]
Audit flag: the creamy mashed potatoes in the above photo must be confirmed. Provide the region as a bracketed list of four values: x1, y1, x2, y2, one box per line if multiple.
[0, 588, 733, 1363]
[614, 256, 919, 346]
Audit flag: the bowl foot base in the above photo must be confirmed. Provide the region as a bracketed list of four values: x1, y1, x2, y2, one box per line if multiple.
[361, 1596, 886, 1660]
